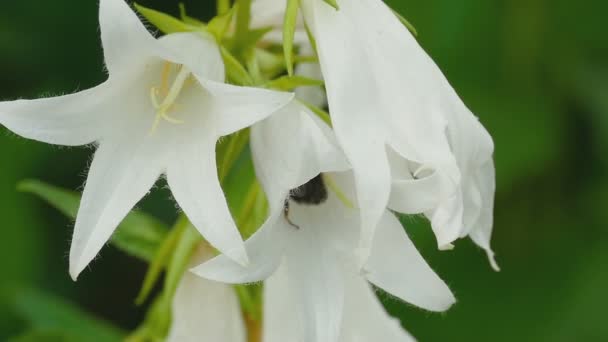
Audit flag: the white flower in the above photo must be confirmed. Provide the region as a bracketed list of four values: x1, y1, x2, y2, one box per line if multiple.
[388, 111, 498, 269]
[264, 263, 416, 342]
[0, 0, 293, 279]
[192, 106, 455, 341]
[167, 248, 246, 342]
[299, 0, 495, 262]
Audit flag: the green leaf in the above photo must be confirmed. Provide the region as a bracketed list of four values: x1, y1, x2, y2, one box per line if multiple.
[283, 0, 300, 76]
[18, 179, 169, 262]
[134, 3, 196, 34]
[8, 330, 79, 342]
[9, 288, 124, 342]
[265, 75, 324, 91]
[391, 8, 418, 36]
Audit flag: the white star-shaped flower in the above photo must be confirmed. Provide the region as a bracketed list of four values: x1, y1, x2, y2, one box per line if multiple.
[0, 0, 293, 279]
[193, 104, 455, 341]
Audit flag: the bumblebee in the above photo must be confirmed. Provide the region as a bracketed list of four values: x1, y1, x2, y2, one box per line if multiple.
[283, 174, 328, 229]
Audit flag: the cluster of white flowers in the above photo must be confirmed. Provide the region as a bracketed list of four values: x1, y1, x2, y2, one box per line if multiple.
[0, 0, 497, 341]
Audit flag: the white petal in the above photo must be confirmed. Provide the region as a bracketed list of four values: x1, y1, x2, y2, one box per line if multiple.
[250, 101, 349, 209]
[0, 82, 116, 146]
[283, 228, 345, 342]
[168, 271, 246, 342]
[365, 211, 456, 312]
[302, 0, 400, 266]
[468, 160, 499, 271]
[262, 263, 299, 342]
[99, 0, 156, 75]
[192, 213, 288, 284]
[199, 80, 294, 137]
[340, 276, 416, 342]
[157, 32, 225, 83]
[69, 138, 162, 279]
[166, 137, 248, 267]
[295, 45, 326, 108]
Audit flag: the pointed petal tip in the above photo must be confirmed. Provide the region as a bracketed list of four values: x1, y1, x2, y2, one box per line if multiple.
[486, 249, 500, 272]
[68, 263, 83, 282]
[438, 242, 455, 251]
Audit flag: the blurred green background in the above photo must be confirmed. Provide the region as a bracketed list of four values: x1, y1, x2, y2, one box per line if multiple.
[1, 0, 607, 341]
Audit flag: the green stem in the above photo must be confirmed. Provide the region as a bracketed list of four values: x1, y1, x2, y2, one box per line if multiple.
[234, 0, 252, 50]
[217, 0, 230, 15]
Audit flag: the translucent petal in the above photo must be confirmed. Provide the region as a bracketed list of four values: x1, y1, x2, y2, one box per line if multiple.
[469, 161, 499, 270]
[198, 79, 294, 137]
[250, 102, 349, 208]
[157, 32, 225, 83]
[168, 271, 246, 342]
[365, 211, 456, 312]
[166, 137, 248, 266]
[191, 213, 288, 284]
[69, 138, 163, 279]
[340, 276, 416, 342]
[99, 0, 156, 75]
[283, 229, 345, 342]
[0, 82, 116, 146]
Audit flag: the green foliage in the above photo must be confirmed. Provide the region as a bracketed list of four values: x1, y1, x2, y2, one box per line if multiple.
[283, 0, 300, 76]
[264, 75, 324, 91]
[134, 3, 198, 33]
[7, 288, 124, 342]
[18, 180, 169, 262]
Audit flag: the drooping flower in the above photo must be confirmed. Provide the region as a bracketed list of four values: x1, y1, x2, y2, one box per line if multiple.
[388, 111, 498, 269]
[193, 105, 455, 341]
[167, 248, 246, 342]
[264, 262, 416, 342]
[299, 0, 496, 264]
[0, 0, 293, 279]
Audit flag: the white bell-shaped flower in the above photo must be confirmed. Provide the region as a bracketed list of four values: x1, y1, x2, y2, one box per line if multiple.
[300, 0, 495, 263]
[193, 104, 454, 342]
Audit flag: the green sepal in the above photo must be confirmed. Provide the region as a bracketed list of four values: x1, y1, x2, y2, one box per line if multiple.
[299, 99, 332, 126]
[135, 225, 182, 305]
[283, 0, 300, 76]
[256, 49, 287, 79]
[178, 3, 206, 26]
[18, 180, 169, 263]
[207, 5, 238, 41]
[322, 0, 340, 10]
[221, 46, 255, 85]
[134, 3, 197, 34]
[265, 75, 324, 91]
[391, 8, 418, 36]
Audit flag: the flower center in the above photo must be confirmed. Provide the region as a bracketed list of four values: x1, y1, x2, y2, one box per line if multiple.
[149, 62, 193, 133]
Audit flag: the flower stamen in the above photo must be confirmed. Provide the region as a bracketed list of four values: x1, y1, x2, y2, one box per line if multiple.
[149, 63, 192, 133]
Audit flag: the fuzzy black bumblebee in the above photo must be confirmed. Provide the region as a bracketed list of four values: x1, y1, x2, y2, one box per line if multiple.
[289, 174, 328, 205]
[284, 174, 328, 229]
